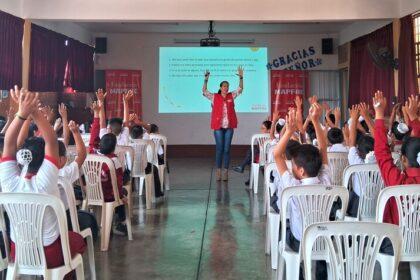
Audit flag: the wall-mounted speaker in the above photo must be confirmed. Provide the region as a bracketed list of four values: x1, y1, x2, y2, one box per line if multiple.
[95, 37, 107, 54]
[322, 38, 334, 55]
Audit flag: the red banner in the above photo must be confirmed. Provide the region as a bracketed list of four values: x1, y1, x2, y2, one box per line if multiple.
[105, 70, 142, 119]
[270, 70, 309, 116]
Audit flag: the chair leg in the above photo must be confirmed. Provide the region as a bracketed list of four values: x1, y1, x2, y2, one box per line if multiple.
[5, 265, 16, 280]
[265, 217, 271, 255]
[164, 170, 170, 191]
[100, 204, 114, 251]
[145, 176, 152, 210]
[270, 215, 280, 270]
[125, 204, 133, 241]
[139, 177, 145, 196]
[85, 235, 96, 280]
[410, 262, 420, 280]
[253, 167, 259, 194]
[377, 254, 396, 280]
[158, 166, 164, 192]
[277, 253, 285, 280]
[75, 261, 85, 280]
[249, 167, 254, 190]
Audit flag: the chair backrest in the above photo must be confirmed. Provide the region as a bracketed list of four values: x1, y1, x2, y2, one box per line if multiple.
[81, 133, 91, 145]
[376, 185, 420, 261]
[58, 178, 80, 233]
[327, 152, 349, 186]
[302, 221, 401, 280]
[251, 133, 270, 165]
[150, 134, 167, 165]
[280, 185, 349, 254]
[81, 154, 121, 205]
[264, 163, 278, 199]
[0, 193, 72, 274]
[391, 152, 404, 170]
[66, 145, 77, 164]
[115, 145, 135, 172]
[129, 139, 154, 177]
[343, 163, 385, 220]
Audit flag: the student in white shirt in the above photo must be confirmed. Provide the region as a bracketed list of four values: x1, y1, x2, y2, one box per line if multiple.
[0, 87, 86, 270]
[98, 89, 133, 146]
[347, 105, 376, 217]
[327, 128, 349, 152]
[274, 102, 331, 279]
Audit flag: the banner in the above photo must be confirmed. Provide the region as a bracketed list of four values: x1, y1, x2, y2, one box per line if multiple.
[105, 70, 142, 119]
[270, 70, 309, 116]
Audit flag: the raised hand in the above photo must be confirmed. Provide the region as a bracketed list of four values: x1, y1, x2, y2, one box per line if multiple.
[308, 95, 318, 105]
[10, 85, 22, 104]
[333, 107, 341, 121]
[6, 107, 17, 120]
[372, 90, 387, 119]
[17, 90, 39, 119]
[58, 103, 68, 120]
[204, 70, 210, 78]
[40, 106, 55, 123]
[406, 94, 419, 121]
[294, 95, 303, 109]
[236, 66, 244, 77]
[309, 102, 322, 122]
[123, 90, 134, 102]
[68, 120, 79, 134]
[129, 113, 139, 123]
[96, 88, 107, 102]
[285, 108, 297, 134]
[349, 105, 359, 121]
[358, 102, 370, 118]
[90, 101, 101, 114]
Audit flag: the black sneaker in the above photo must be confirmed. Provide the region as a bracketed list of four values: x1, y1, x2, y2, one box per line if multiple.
[233, 166, 244, 173]
[113, 223, 128, 236]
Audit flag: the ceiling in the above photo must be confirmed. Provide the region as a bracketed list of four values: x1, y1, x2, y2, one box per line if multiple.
[73, 21, 354, 34]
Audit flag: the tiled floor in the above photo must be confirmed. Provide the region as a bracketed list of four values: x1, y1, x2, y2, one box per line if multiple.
[93, 157, 273, 280]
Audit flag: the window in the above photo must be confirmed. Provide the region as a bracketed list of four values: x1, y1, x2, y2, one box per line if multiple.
[414, 13, 420, 87]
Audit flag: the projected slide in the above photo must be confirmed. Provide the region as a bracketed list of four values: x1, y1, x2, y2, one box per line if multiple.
[159, 47, 268, 113]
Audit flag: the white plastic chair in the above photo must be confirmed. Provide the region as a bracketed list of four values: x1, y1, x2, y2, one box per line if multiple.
[327, 152, 349, 186]
[58, 179, 96, 280]
[0, 207, 9, 278]
[150, 134, 170, 191]
[264, 162, 281, 269]
[277, 185, 349, 280]
[341, 163, 385, 221]
[302, 221, 401, 280]
[391, 152, 404, 171]
[250, 133, 270, 194]
[81, 154, 133, 251]
[0, 193, 84, 279]
[115, 145, 135, 218]
[376, 185, 420, 280]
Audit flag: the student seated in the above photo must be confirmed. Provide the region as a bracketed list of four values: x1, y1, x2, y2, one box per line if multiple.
[327, 127, 348, 152]
[0, 87, 86, 271]
[274, 103, 331, 279]
[390, 121, 410, 152]
[129, 125, 164, 197]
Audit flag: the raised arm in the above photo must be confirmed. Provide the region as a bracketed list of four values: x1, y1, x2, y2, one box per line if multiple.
[270, 111, 280, 140]
[358, 102, 375, 135]
[96, 89, 107, 130]
[202, 70, 210, 92]
[310, 103, 328, 165]
[3, 87, 39, 158]
[237, 66, 244, 91]
[0, 107, 17, 134]
[333, 107, 341, 128]
[32, 104, 59, 162]
[274, 109, 296, 175]
[130, 113, 151, 132]
[388, 103, 400, 132]
[89, 101, 101, 152]
[69, 120, 87, 168]
[58, 103, 69, 146]
[348, 105, 359, 147]
[123, 90, 133, 126]
[295, 95, 304, 133]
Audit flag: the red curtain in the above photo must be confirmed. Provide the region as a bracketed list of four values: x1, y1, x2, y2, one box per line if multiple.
[349, 24, 395, 110]
[398, 15, 419, 100]
[29, 24, 68, 92]
[65, 38, 94, 92]
[0, 10, 24, 89]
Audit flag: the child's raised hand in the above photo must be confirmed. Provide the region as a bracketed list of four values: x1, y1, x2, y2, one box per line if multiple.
[349, 105, 359, 121]
[372, 90, 387, 118]
[96, 88, 107, 102]
[6, 107, 17, 120]
[90, 101, 101, 113]
[294, 95, 303, 109]
[285, 108, 297, 134]
[129, 113, 138, 123]
[68, 120, 80, 134]
[333, 107, 341, 120]
[204, 70, 210, 78]
[406, 94, 419, 121]
[58, 103, 68, 120]
[309, 102, 322, 122]
[236, 66, 244, 77]
[123, 90, 134, 102]
[308, 95, 318, 105]
[17, 90, 39, 119]
[358, 102, 370, 118]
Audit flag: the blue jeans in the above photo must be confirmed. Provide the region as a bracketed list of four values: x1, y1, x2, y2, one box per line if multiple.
[214, 128, 234, 169]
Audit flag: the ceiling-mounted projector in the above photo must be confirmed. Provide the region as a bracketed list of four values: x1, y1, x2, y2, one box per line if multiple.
[200, 21, 220, 47]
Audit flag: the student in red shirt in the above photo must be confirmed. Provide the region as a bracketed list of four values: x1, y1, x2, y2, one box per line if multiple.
[373, 92, 420, 227]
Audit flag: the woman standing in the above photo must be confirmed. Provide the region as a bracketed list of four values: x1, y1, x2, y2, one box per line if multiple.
[202, 66, 244, 181]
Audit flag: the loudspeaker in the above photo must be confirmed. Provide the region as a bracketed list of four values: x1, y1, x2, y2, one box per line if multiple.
[94, 70, 106, 90]
[322, 38, 334, 54]
[95, 37, 107, 54]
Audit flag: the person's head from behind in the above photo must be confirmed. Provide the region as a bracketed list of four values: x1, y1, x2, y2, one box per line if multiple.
[391, 122, 410, 141]
[306, 122, 316, 142]
[150, 124, 159, 134]
[285, 140, 300, 161]
[327, 128, 344, 145]
[130, 125, 144, 139]
[326, 113, 335, 126]
[109, 118, 123, 136]
[261, 120, 272, 133]
[58, 141, 67, 169]
[290, 144, 322, 179]
[276, 119, 286, 134]
[360, 120, 369, 133]
[21, 137, 45, 174]
[356, 135, 374, 159]
[100, 133, 117, 155]
[401, 137, 420, 169]
[218, 81, 229, 94]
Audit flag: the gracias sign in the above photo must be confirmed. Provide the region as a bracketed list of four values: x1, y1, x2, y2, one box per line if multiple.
[266, 46, 322, 70]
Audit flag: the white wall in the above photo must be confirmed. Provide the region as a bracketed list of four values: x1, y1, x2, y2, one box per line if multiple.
[399, 0, 420, 17]
[21, 0, 398, 21]
[95, 32, 338, 145]
[339, 20, 393, 45]
[31, 20, 93, 45]
[0, 0, 22, 17]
